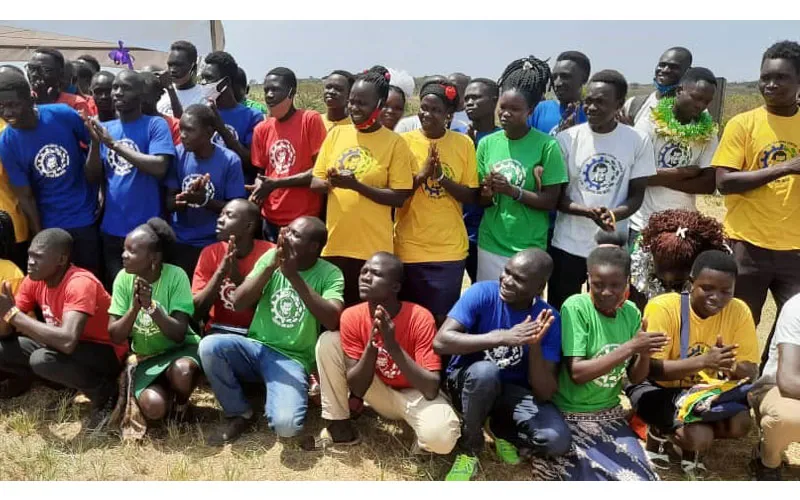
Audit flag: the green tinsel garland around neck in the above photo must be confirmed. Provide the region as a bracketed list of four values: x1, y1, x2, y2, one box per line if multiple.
[651, 97, 717, 145]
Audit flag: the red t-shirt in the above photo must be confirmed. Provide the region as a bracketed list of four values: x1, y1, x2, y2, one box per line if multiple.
[339, 302, 441, 390]
[192, 240, 274, 332]
[162, 114, 181, 145]
[250, 109, 327, 225]
[15, 265, 127, 360]
[56, 92, 96, 117]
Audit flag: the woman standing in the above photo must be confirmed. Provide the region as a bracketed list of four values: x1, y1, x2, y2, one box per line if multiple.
[476, 56, 568, 282]
[395, 81, 478, 325]
[108, 218, 201, 430]
[311, 70, 414, 306]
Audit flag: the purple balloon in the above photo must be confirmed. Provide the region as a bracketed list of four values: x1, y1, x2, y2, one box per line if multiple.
[108, 40, 135, 70]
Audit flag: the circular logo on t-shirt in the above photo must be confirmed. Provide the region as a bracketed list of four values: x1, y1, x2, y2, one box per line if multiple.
[212, 124, 239, 147]
[270, 288, 306, 328]
[107, 138, 139, 176]
[336, 147, 377, 179]
[758, 141, 798, 169]
[134, 305, 162, 338]
[490, 158, 526, 188]
[269, 139, 296, 175]
[422, 163, 454, 199]
[34, 144, 69, 179]
[580, 154, 623, 195]
[483, 345, 524, 369]
[219, 278, 236, 311]
[373, 340, 401, 379]
[658, 142, 692, 169]
[181, 173, 216, 208]
[41, 305, 61, 327]
[592, 344, 625, 388]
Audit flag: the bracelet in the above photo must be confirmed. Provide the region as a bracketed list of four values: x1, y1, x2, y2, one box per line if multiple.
[3, 306, 19, 323]
[608, 210, 617, 228]
[514, 186, 524, 201]
[144, 300, 158, 315]
[433, 171, 445, 183]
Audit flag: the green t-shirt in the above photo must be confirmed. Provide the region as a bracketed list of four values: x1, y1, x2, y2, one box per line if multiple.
[247, 249, 345, 373]
[109, 264, 199, 357]
[244, 98, 268, 114]
[477, 128, 568, 257]
[553, 294, 641, 413]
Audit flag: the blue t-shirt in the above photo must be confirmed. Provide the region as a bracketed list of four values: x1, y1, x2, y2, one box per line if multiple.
[100, 115, 176, 237]
[529, 100, 587, 136]
[462, 127, 501, 243]
[446, 280, 561, 388]
[214, 104, 263, 148]
[0, 104, 97, 229]
[166, 144, 247, 247]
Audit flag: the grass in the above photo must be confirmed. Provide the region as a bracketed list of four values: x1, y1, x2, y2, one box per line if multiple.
[0, 89, 791, 481]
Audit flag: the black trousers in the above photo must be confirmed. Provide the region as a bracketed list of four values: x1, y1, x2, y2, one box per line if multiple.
[0, 336, 121, 407]
[547, 246, 588, 312]
[66, 224, 102, 280]
[101, 232, 126, 291]
[170, 242, 205, 281]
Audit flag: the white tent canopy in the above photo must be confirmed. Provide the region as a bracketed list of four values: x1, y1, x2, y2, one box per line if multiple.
[0, 21, 224, 70]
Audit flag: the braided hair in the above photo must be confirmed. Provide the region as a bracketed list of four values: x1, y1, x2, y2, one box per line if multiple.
[136, 217, 177, 263]
[419, 81, 460, 113]
[355, 70, 390, 103]
[497, 55, 552, 109]
[0, 211, 16, 260]
[641, 209, 727, 273]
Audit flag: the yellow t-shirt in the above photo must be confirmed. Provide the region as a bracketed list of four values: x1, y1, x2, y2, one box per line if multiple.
[394, 130, 478, 263]
[0, 119, 30, 243]
[0, 258, 24, 295]
[320, 113, 353, 132]
[312, 125, 414, 260]
[711, 107, 800, 250]
[644, 292, 759, 388]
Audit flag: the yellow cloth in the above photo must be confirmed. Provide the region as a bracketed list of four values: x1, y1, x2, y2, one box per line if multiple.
[320, 113, 353, 132]
[0, 120, 30, 243]
[711, 107, 800, 250]
[394, 130, 478, 263]
[0, 258, 24, 294]
[312, 125, 414, 260]
[675, 371, 746, 424]
[644, 292, 759, 388]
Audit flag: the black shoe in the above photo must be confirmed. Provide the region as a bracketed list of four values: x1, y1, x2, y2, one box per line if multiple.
[0, 377, 32, 399]
[749, 457, 782, 481]
[207, 415, 254, 446]
[85, 396, 116, 434]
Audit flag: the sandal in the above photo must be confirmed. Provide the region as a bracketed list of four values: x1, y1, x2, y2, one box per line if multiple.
[301, 427, 361, 452]
[681, 452, 708, 479]
[645, 429, 672, 469]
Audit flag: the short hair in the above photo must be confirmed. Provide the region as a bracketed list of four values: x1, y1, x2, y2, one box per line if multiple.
[31, 228, 73, 258]
[234, 66, 247, 89]
[32, 48, 65, 71]
[204, 51, 239, 83]
[587, 245, 631, 277]
[183, 103, 217, 128]
[641, 209, 727, 273]
[170, 40, 198, 63]
[326, 69, 355, 89]
[589, 69, 628, 101]
[468, 77, 499, 99]
[0, 211, 16, 260]
[77, 54, 101, 73]
[690, 250, 738, 279]
[0, 66, 32, 95]
[354, 70, 391, 102]
[135, 217, 176, 259]
[666, 46, 693, 67]
[762, 40, 800, 75]
[73, 60, 94, 81]
[419, 81, 459, 113]
[497, 55, 552, 108]
[299, 216, 328, 251]
[594, 230, 627, 248]
[680, 67, 717, 87]
[266, 66, 298, 92]
[91, 70, 115, 86]
[372, 251, 404, 284]
[227, 198, 260, 225]
[556, 50, 591, 78]
[514, 248, 554, 281]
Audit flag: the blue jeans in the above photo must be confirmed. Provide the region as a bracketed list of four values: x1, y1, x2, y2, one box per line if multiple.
[198, 334, 308, 438]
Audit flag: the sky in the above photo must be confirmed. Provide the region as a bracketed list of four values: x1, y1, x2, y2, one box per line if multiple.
[3, 20, 800, 84]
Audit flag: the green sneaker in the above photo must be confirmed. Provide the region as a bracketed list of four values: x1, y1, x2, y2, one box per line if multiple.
[495, 438, 521, 465]
[445, 454, 479, 481]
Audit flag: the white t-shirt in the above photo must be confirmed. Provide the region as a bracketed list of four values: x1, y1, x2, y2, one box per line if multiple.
[451, 110, 471, 131]
[629, 111, 719, 231]
[552, 122, 656, 258]
[761, 293, 800, 383]
[393, 112, 470, 134]
[623, 91, 658, 127]
[157, 84, 206, 117]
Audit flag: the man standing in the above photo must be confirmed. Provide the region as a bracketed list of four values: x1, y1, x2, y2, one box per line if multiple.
[622, 47, 693, 126]
[25, 48, 96, 117]
[448, 72, 472, 131]
[530, 51, 590, 136]
[84, 70, 176, 288]
[141, 71, 181, 145]
[713, 41, 800, 364]
[157, 40, 204, 119]
[249, 67, 327, 242]
[234, 67, 268, 115]
[90, 71, 116, 123]
[199, 216, 344, 444]
[0, 229, 126, 431]
[630, 67, 719, 238]
[0, 67, 102, 277]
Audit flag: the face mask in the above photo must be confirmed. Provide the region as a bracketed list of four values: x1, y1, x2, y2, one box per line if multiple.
[355, 100, 384, 130]
[654, 77, 679, 95]
[199, 78, 229, 102]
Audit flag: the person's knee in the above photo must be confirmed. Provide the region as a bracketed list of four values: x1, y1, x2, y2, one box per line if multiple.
[268, 406, 305, 438]
[315, 331, 341, 360]
[465, 361, 502, 393]
[138, 387, 168, 421]
[416, 408, 461, 455]
[198, 335, 224, 362]
[167, 358, 199, 393]
[677, 423, 715, 453]
[531, 410, 572, 457]
[28, 348, 61, 381]
[723, 411, 752, 439]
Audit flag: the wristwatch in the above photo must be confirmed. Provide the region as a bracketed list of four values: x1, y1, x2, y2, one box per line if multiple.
[143, 300, 158, 315]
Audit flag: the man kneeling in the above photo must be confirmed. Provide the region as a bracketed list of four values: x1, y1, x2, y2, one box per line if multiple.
[310, 252, 461, 455]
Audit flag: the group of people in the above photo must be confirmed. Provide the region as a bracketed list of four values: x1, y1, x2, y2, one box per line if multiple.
[0, 36, 799, 481]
